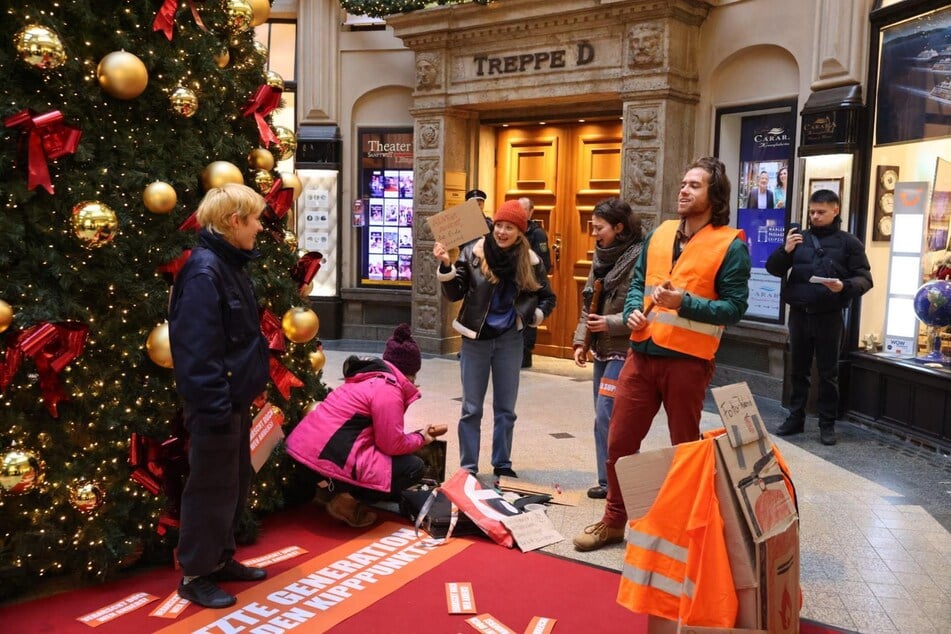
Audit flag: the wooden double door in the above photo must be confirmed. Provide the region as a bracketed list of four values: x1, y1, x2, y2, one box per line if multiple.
[495, 122, 622, 359]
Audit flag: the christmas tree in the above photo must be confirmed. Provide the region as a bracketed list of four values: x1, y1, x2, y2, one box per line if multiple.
[0, 0, 326, 600]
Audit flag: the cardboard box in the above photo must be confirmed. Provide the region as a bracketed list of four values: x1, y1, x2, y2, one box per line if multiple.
[616, 382, 799, 633]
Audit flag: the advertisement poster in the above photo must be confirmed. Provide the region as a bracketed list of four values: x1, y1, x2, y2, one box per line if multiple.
[359, 128, 414, 287]
[736, 111, 796, 321]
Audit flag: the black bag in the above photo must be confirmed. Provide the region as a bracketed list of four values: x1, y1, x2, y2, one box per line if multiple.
[399, 488, 482, 539]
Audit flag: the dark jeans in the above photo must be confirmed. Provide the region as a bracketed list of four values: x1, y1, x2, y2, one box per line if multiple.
[788, 308, 843, 425]
[335, 454, 425, 503]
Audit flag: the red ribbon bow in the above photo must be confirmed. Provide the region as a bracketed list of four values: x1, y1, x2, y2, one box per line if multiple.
[157, 249, 193, 283]
[1, 321, 89, 417]
[292, 252, 324, 288]
[4, 109, 82, 194]
[129, 428, 189, 533]
[177, 211, 201, 232]
[259, 309, 286, 353]
[241, 85, 283, 146]
[152, 0, 208, 40]
[269, 356, 303, 400]
[263, 178, 295, 223]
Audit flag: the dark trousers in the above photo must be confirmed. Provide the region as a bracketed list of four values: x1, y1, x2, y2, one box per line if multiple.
[523, 325, 537, 352]
[788, 308, 843, 425]
[177, 407, 252, 577]
[334, 454, 425, 503]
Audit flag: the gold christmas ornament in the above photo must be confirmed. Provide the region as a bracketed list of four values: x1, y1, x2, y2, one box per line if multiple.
[282, 307, 319, 344]
[201, 160, 244, 190]
[97, 51, 149, 100]
[308, 349, 326, 372]
[14, 24, 67, 70]
[284, 230, 298, 252]
[272, 126, 297, 161]
[265, 70, 284, 90]
[71, 201, 118, 248]
[248, 148, 275, 171]
[213, 45, 230, 68]
[143, 181, 177, 214]
[225, 0, 254, 33]
[146, 322, 174, 369]
[0, 449, 45, 495]
[170, 86, 198, 118]
[253, 169, 274, 193]
[248, 0, 271, 26]
[0, 299, 13, 333]
[253, 40, 269, 60]
[280, 172, 302, 203]
[36, 432, 52, 449]
[69, 480, 106, 513]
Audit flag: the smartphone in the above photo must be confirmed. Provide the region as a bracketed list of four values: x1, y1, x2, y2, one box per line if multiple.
[788, 223, 801, 235]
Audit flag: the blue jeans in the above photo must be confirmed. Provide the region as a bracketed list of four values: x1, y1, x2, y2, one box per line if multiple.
[457, 327, 523, 473]
[591, 357, 624, 488]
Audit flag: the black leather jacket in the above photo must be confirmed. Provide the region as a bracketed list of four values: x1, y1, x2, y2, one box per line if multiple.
[438, 237, 556, 339]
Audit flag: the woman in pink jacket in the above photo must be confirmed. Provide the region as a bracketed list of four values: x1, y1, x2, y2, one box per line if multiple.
[286, 324, 443, 527]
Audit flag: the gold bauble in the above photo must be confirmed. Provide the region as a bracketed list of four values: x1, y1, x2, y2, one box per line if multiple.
[248, 148, 275, 171]
[272, 126, 297, 161]
[299, 281, 314, 298]
[265, 70, 284, 90]
[14, 24, 66, 70]
[248, 0, 271, 26]
[0, 299, 13, 333]
[143, 181, 177, 214]
[69, 480, 106, 513]
[253, 169, 274, 193]
[308, 349, 326, 372]
[282, 307, 319, 344]
[0, 449, 45, 495]
[253, 40, 269, 60]
[213, 46, 230, 68]
[170, 86, 198, 118]
[97, 51, 148, 100]
[225, 0, 254, 33]
[146, 322, 174, 369]
[284, 230, 298, 252]
[280, 172, 302, 202]
[71, 201, 118, 249]
[201, 161, 244, 191]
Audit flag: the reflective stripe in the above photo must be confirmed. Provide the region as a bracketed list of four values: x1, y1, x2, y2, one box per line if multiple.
[627, 529, 688, 563]
[621, 563, 696, 600]
[648, 311, 724, 339]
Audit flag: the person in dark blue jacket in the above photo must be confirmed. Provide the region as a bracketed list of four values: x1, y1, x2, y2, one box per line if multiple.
[168, 183, 271, 609]
[766, 189, 872, 446]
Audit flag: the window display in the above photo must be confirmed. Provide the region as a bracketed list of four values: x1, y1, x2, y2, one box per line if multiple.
[358, 128, 414, 286]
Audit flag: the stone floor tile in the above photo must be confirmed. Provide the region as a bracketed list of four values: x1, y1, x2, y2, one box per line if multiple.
[847, 609, 899, 632]
[867, 581, 913, 600]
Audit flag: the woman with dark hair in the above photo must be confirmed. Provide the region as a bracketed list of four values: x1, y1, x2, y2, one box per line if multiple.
[572, 198, 644, 499]
[433, 199, 556, 478]
[774, 166, 788, 209]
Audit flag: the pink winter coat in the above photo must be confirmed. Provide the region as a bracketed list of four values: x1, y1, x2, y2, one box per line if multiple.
[285, 356, 425, 492]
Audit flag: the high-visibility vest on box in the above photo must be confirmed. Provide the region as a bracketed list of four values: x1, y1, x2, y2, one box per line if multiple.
[617, 438, 738, 628]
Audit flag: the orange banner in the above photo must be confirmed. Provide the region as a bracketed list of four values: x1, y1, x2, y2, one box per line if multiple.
[158, 522, 471, 633]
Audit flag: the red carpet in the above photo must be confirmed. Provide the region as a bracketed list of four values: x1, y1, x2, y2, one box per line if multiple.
[0, 504, 850, 633]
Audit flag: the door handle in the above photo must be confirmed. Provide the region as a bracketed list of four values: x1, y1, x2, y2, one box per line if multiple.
[552, 235, 562, 267]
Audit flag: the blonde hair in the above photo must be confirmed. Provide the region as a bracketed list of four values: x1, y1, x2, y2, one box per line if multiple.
[480, 235, 542, 292]
[196, 183, 266, 236]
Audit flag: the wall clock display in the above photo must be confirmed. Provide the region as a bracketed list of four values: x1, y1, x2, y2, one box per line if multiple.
[873, 164, 899, 242]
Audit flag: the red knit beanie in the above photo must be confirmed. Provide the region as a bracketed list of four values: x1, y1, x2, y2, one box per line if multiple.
[493, 199, 527, 233]
[383, 323, 421, 377]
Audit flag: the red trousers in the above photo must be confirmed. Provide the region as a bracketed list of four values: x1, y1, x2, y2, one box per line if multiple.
[601, 350, 715, 528]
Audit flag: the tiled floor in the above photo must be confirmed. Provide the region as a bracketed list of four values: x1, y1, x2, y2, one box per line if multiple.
[321, 342, 951, 633]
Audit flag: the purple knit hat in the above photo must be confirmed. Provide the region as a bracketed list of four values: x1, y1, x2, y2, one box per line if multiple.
[383, 323, 421, 377]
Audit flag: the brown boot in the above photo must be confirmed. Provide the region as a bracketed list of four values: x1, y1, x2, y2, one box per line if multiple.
[326, 492, 377, 528]
[572, 521, 625, 552]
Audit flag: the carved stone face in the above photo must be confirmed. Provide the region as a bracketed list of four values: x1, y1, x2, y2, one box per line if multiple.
[416, 58, 437, 89]
[628, 25, 662, 67]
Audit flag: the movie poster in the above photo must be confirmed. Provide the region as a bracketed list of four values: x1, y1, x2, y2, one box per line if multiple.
[358, 129, 414, 286]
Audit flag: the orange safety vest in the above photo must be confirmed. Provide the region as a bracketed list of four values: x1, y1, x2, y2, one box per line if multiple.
[631, 221, 743, 360]
[617, 438, 738, 628]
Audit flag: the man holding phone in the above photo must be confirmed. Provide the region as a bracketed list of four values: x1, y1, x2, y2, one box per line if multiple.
[766, 189, 872, 445]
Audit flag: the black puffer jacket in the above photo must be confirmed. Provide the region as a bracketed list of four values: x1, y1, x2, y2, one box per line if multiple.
[765, 224, 872, 314]
[437, 237, 556, 340]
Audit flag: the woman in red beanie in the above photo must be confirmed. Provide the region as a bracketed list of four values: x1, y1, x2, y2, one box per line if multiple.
[433, 199, 556, 478]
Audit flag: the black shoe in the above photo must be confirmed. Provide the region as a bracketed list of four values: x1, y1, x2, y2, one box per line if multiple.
[819, 427, 837, 446]
[211, 558, 267, 582]
[493, 467, 518, 478]
[587, 485, 607, 499]
[178, 576, 237, 609]
[521, 352, 532, 368]
[775, 418, 804, 436]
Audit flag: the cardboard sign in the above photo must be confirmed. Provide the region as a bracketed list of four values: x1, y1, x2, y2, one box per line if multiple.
[426, 199, 489, 248]
[525, 616, 557, 634]
[497, 477, 581, 507]
[77, 592, 159, 627]
[466, 613, 518, 634]
[445, 581, 477, 614]
[499, 509, 564, 551]
[250, 404, 285, 472]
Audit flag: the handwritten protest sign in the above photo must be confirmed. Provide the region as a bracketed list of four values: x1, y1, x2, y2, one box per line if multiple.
[426, 199, 489, 248]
